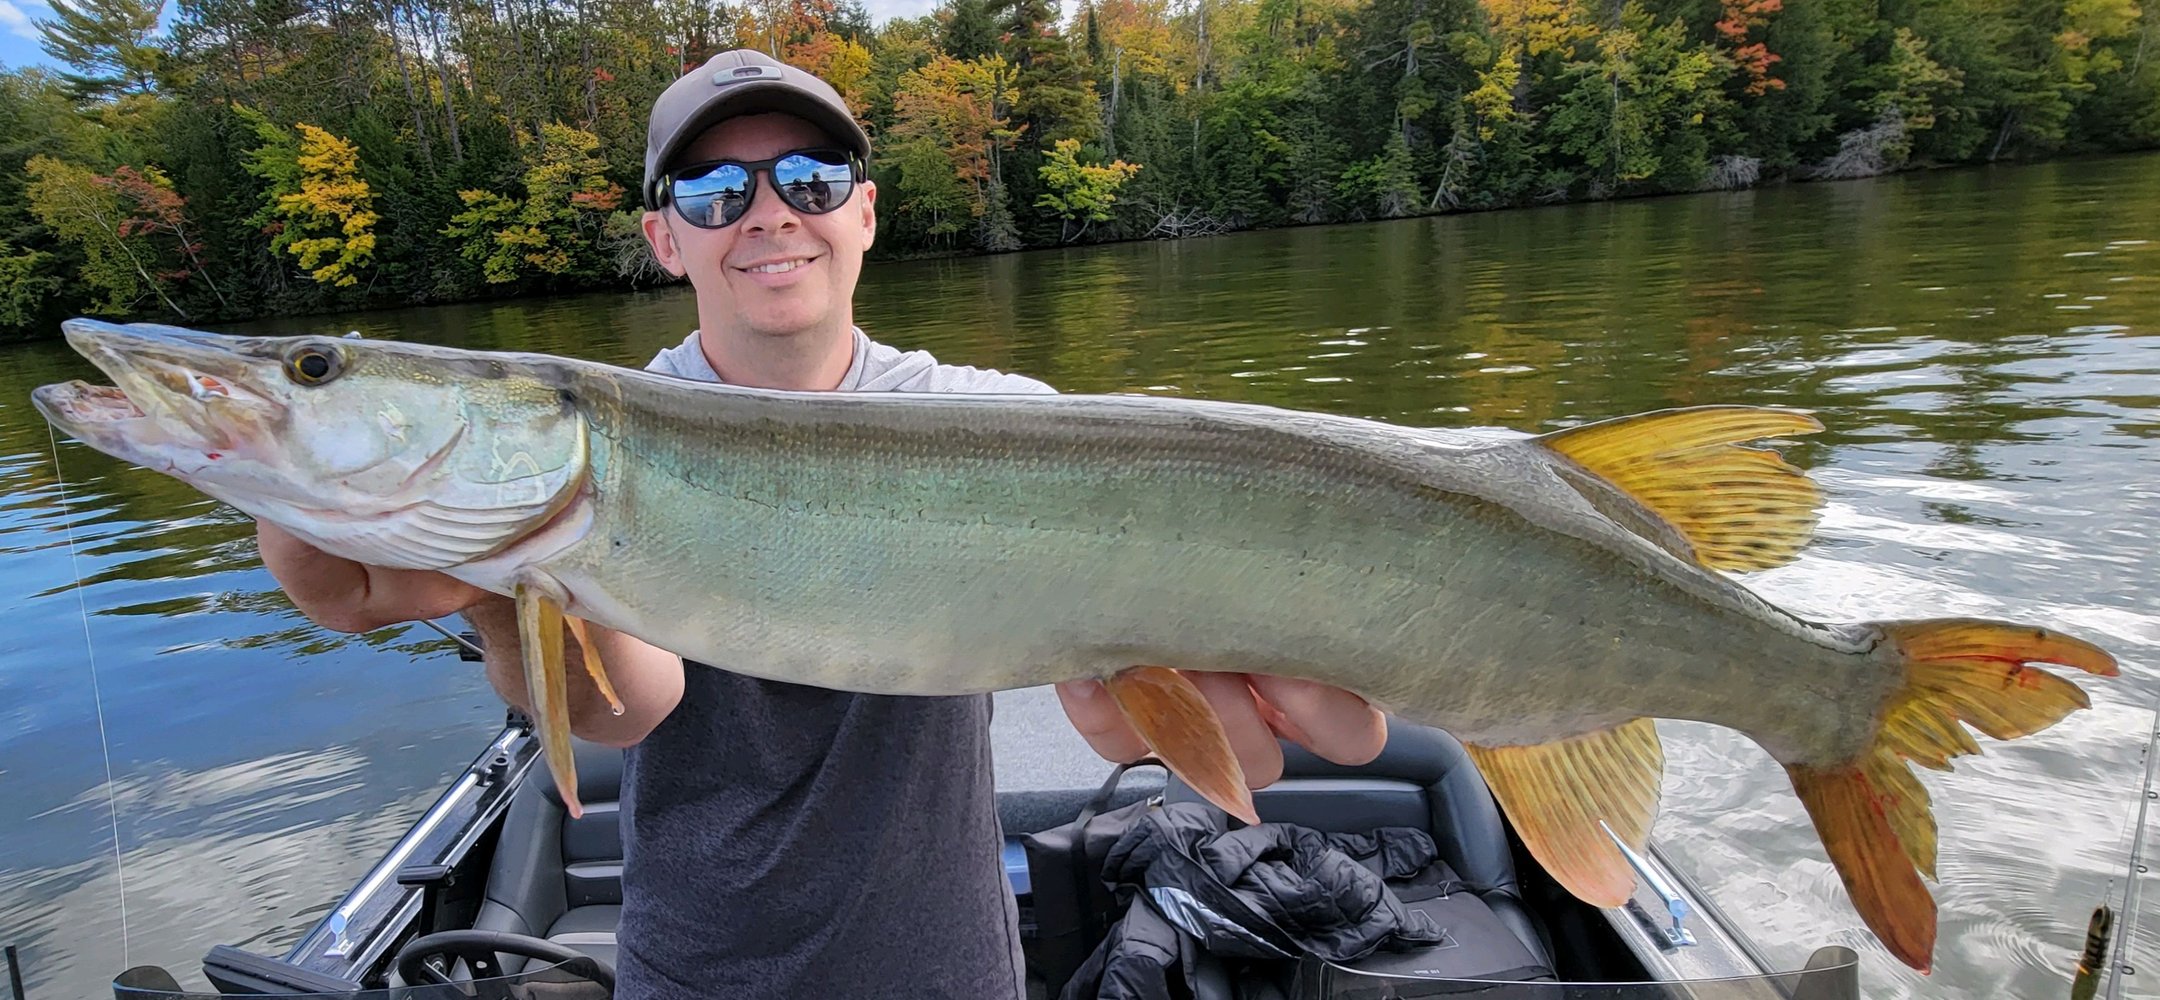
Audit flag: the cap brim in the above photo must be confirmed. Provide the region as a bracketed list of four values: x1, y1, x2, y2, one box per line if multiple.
[647, 82, 872, 208]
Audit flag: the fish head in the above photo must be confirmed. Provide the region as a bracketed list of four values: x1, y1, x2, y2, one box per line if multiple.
[32, 318, 590, 571]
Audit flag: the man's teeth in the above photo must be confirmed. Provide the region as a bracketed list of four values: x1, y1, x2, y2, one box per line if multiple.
[749, 259, 807, 274]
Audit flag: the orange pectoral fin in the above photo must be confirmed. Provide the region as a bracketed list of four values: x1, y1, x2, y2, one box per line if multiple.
[1101, 666, 1259, 825]
[562, 615, 625, 716]
[513, 576, 582, 819]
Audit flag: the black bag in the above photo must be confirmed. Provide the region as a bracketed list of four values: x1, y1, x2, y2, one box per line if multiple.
[1022, 759, 1168, 998]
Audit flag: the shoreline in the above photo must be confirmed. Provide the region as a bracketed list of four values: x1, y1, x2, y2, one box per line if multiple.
[4, 146, 2154, 347]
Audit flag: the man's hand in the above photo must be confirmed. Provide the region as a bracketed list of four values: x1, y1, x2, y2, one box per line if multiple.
[256, 519, 487, 632]
[1056, 672, 1387, 788]
[255, 518, 684, 747]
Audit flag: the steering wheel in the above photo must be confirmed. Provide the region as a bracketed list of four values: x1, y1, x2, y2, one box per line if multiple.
[391, 930, 615, 995]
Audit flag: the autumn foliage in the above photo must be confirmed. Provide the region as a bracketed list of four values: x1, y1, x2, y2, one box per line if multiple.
[1716, 0, 1786, 96]
[0, 0, 2153, 337]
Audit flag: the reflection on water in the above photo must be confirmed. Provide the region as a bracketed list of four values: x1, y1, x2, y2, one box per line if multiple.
[2, 153, 2157, 999]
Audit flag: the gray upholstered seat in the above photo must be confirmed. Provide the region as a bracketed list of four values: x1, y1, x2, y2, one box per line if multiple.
[471, 739, 626, 972]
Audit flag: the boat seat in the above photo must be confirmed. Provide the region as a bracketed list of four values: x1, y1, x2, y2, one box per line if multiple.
[470, 737, 625, 974]
[1162, 717, 1556, 971]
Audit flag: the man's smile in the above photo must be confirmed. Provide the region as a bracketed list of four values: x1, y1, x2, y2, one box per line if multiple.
[733, 254, 823, 284]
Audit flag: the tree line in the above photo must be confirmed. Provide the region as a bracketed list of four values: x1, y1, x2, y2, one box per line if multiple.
[1, 0, 2154, 340]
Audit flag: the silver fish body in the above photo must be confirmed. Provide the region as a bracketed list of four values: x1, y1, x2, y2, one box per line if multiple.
[504, 366, 1885, 766]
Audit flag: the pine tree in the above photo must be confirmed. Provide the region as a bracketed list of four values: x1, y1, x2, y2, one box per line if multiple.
[37, 0, 166, 101]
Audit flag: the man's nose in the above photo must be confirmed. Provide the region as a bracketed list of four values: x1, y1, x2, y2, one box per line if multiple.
[736, 170, 801, 233]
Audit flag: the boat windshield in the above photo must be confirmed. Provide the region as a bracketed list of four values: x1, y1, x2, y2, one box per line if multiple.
[110, 951, 1860, 999]
[111, 961, 611, 1000]
[1306, 946, 1860, 1000]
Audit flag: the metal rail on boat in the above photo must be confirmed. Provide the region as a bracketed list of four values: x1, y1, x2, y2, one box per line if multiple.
[266, 721, 539, 982]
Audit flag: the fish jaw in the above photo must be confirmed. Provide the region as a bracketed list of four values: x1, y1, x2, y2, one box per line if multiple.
[33, 319, 290, 481]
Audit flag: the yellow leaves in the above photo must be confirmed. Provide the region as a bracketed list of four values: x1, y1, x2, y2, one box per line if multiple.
[786, 33, 873, 122]
[1035, 137, 1141, 230]
[1466, 44, 1523, 140]
[1091, 0, 1184, 80]
[441, 123, 619, 285]
[2056, 0, 2140, 83]
[891, 53, 1023, 209]
[263, 122, 377, 288]
[1480, 0, 1590, 58]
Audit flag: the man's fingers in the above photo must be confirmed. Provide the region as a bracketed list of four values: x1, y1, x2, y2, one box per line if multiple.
[1055, 679, 1150, 764]
[1061, 672, 1385, 786]
[1248, 674, 1387, 766]
[1183, 671, 1284, 789]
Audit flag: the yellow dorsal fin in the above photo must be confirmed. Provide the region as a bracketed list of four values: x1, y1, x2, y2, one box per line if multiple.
[1464, 719, 1664, 907]
[1538, 406, 1825, 572]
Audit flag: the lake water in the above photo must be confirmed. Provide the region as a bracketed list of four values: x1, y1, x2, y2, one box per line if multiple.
[3, 153, 2157, 999]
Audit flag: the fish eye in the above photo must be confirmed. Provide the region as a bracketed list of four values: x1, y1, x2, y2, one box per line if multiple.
[284, 344, 344, 385]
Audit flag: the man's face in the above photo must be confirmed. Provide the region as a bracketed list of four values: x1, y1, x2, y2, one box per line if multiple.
[642, 113, 877, 340]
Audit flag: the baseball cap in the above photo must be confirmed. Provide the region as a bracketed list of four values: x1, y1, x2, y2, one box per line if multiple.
[642, 48, 873, 211]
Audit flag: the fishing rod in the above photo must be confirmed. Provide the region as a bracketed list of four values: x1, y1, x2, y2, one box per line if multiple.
[415, 616, 486, 659]
[2086, 684, 2159, 1000]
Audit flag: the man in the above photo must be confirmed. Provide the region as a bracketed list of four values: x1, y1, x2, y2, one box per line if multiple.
[257, 49, 1386, 998]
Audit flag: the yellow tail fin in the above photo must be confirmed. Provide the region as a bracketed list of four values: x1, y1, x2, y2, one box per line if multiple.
[1786, 618, 2117, 973]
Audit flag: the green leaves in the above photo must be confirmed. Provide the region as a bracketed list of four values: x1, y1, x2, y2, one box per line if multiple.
[0, 0, 2154, 339]
[1036, 137, 1142, 239]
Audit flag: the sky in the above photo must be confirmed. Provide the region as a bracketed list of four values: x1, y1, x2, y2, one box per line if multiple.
[0, 0, 981, 75]
[0, 0, 56, 72]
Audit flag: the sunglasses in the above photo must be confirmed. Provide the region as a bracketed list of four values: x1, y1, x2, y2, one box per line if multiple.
[655, 148, 863, 229]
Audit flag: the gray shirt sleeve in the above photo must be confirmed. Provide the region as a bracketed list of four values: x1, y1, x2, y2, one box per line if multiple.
[646, 328, 1058, 395]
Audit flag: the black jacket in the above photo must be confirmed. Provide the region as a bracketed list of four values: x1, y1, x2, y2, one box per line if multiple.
[1060, 804, 1461, 1000]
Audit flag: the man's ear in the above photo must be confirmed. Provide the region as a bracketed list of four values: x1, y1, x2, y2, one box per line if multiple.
[858, 179, 877, 248]
[641, 210, 688, 278]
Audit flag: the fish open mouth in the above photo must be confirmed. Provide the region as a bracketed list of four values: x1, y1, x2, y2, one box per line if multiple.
[38, 380, 150, 424]
[32, 319, 282, 456]
[31, 370, 233, 460]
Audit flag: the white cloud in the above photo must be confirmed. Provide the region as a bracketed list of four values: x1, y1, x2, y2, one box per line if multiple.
[855, 0, 1081, 25]
[859, 0, 941, 19]
[0, 0, 45, 42]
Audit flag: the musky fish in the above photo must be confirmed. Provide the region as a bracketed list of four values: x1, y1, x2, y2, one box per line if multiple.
[31, 318, 2120, 974]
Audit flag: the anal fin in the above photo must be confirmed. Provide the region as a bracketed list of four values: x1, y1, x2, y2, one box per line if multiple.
[514, 574, 583, 819]
[1537, 405, 1824, 572]
[1464, 718, 1664, 907]
[1102, 666, 1258, 824]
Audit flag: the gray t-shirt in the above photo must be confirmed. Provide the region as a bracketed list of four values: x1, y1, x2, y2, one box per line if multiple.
[613, 329, 1054, 1000]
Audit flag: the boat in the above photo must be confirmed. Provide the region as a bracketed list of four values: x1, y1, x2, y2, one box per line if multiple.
[106, 631, 1881, 999]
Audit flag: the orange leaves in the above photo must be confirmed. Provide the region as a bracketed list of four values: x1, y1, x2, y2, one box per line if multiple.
[891, 53, 1023, 194]
[784, 32, 873, 124]
[1716, 0, 1784, 95]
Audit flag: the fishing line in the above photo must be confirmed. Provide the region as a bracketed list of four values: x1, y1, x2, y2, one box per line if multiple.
[45, 423, 129, 966]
